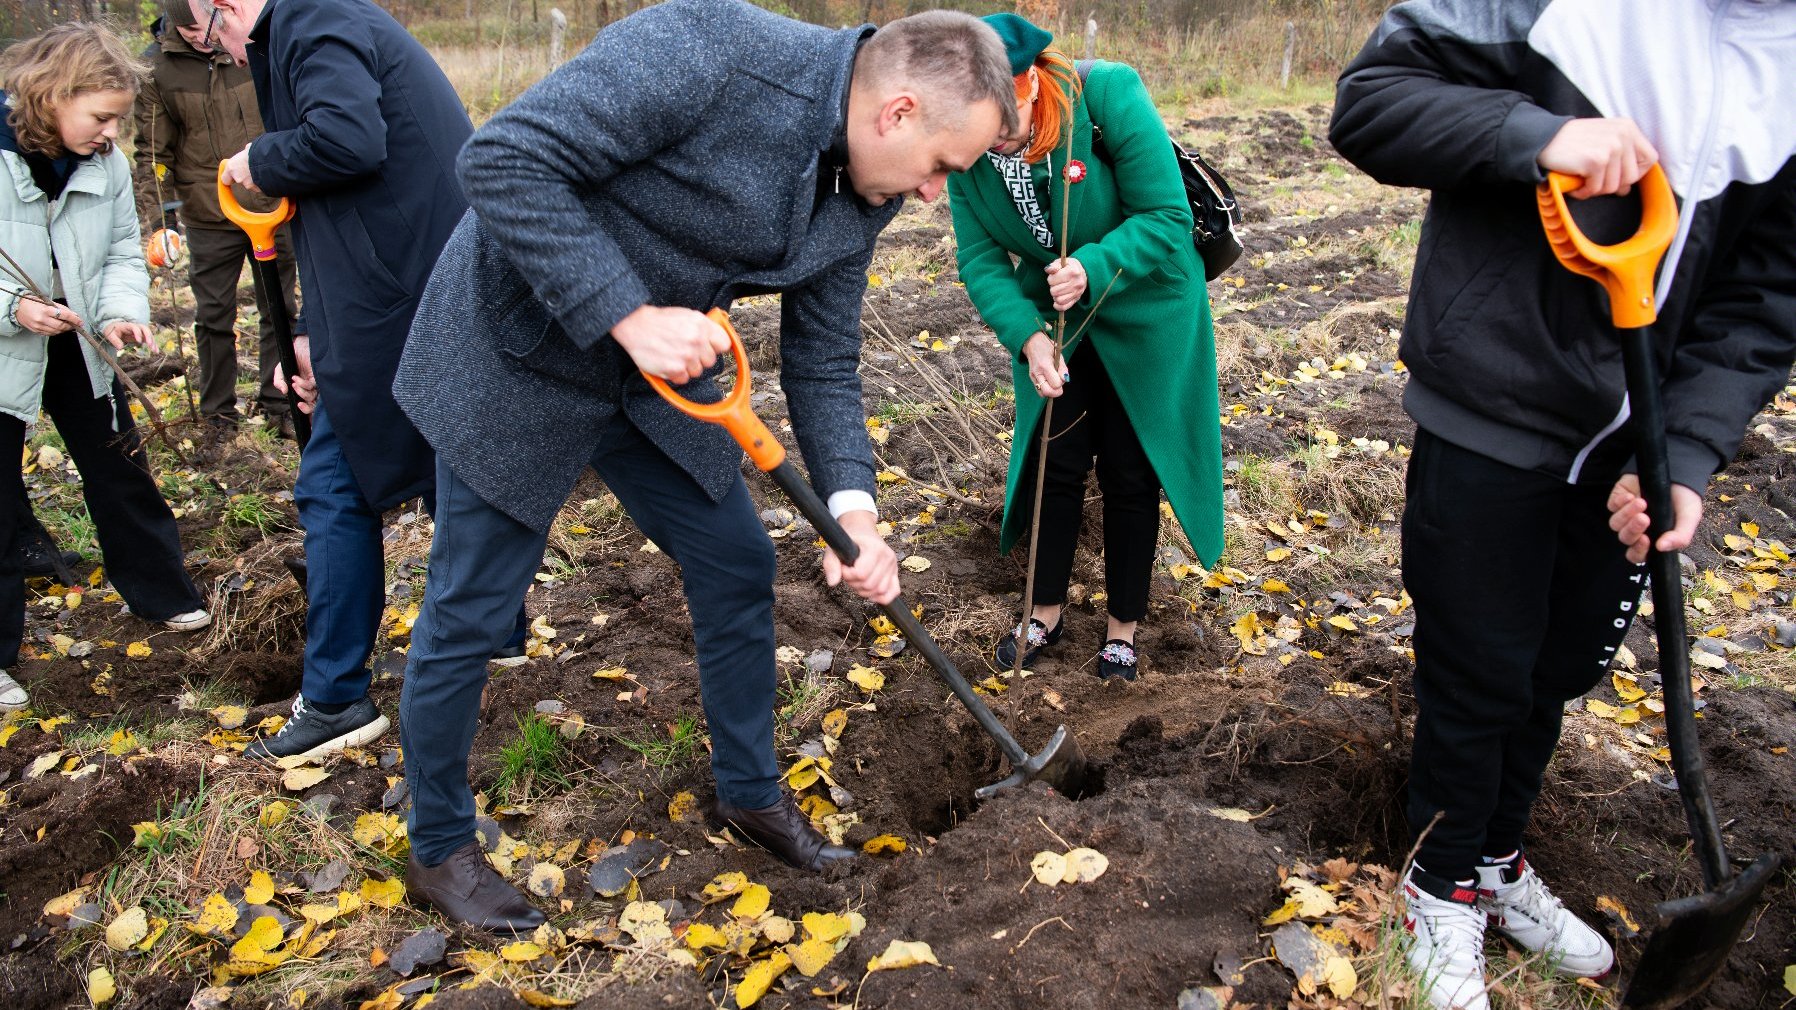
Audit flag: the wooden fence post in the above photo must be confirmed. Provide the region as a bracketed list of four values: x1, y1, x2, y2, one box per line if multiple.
[549, 7, 567, 68]
[1280, 20, 1295, 90]
[1083, 15, 1097, 61]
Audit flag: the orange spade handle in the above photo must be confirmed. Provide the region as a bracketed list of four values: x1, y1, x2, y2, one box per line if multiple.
[1535, 163, 1676, 328]
[643, 309, 787, 471]
[216, 160, 294, 261]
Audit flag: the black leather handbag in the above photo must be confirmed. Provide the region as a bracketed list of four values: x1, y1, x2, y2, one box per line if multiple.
[1077, 60, 1244, 280]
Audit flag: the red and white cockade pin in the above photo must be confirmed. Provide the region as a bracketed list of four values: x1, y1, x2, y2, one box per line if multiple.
[1063, 159, 1087, 183]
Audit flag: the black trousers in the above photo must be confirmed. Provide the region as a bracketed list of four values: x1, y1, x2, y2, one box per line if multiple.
[1018, 340, 1161, 623]
[1402, 429, 1645, 880]
[0, 334, 203, 666]
[183, 224, 299, 419]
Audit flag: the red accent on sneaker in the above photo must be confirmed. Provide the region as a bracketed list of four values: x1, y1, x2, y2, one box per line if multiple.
[1451, 887, 1480, 904]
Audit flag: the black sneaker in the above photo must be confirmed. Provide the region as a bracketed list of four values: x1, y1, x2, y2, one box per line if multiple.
[19, 538, 80, 579]
[244, 695, 390, 762]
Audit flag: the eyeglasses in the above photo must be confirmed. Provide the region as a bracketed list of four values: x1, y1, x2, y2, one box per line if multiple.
[201, 4, 222, 50]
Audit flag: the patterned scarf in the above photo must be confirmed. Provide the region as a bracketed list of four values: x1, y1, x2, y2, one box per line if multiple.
[985, 151, 1054, 251]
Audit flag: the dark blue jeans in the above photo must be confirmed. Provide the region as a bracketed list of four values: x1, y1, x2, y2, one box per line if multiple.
[294, 404, 524, 705]
[401, 413, 780, 865]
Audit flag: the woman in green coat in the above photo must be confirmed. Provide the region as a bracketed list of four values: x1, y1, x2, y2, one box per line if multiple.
[949, 14, 1223, 680]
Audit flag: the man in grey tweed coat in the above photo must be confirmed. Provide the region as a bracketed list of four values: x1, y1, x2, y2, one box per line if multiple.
[391, 0, 1014, 931]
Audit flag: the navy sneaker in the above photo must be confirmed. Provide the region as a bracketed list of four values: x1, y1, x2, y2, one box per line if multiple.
[244, 695, 389, 761]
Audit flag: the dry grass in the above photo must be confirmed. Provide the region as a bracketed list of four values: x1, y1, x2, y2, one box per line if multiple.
[417, 4, 1385, 125]
[196, 540, 307, 658]
[432, 41, 555, 123]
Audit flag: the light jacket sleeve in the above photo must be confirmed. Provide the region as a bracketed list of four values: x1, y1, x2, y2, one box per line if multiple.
[94, 152, 151, 331]
[246, 8, 389, 196]
[455, 1, 729, 351]
[1067, 63, 1191, 309]
[1328, 0, 1570, 190]
[1660, 160, 1796, 490]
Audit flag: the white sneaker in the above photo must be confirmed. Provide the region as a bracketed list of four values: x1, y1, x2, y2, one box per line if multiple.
[164, 609, 212, 632]
[0, 670, 27, 713]
[1401, 866, 1491, 1010]
[1475, 854, 1615, 978]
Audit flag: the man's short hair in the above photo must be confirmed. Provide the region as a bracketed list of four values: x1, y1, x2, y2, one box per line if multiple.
[857, 11, 1017, 137]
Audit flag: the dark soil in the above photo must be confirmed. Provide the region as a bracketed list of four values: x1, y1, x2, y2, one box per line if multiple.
[2, 107, 1791, 1010]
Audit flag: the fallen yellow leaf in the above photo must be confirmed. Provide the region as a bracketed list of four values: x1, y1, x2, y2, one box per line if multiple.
[1282, 878, 1339, 917]
[1061, 847, 1109, 883]
[866, 939, 939, 972]
[667, 790, 701, 823]
[1030, 850, 1067, 886]
[732, 883, 771, 920]
[88, 966, 117, 1005]
[684, 922, 729, 950]
[281, 767, 331, 791]
[194, 893, 239, 935]
[735, 951, 793, 1007]
[845, 664, 885, 693]
[501, 941, 547, 962]
[786, 937, 836, 976]
[359, 877, 405, 909]
[244, 870, 275, 906]
[702, 871, 749, 902]
[105, 906, 149, 950]
[802, 911, 852, 944]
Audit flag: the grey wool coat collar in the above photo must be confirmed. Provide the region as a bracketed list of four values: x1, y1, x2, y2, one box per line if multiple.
[395, 0, 900, 533]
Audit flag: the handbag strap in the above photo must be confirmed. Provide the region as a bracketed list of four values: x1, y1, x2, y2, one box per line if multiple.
[1073, 60, 1108, 160]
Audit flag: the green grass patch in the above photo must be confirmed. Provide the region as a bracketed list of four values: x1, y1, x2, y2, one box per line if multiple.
[614, 714, 706, 772]
[222, 491, 284, 536]
[493, 713, 572, 801]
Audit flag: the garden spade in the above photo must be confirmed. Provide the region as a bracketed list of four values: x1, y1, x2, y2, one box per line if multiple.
[646, 310, 1091, 801]
[1537, 164, 1781, 1009]
[216, 165, 310, 447]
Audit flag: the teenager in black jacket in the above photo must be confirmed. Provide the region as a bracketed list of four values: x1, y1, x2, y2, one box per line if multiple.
[1330, 2, 1796, 1007]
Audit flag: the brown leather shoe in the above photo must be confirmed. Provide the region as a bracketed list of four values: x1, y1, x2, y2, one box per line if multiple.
[406, 840, 545, 933]
[712, 795, 855, 871]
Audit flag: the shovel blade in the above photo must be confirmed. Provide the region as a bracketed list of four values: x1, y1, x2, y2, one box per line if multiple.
[1621, 852, 1781, 1009]
[974, 724, 1092, 801]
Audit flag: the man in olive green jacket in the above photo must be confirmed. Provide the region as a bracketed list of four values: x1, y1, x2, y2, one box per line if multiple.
[132, 0, 300, 445]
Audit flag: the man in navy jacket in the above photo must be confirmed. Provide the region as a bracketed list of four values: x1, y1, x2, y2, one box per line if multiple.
[196, 0, 523, 762]
[1330, 2, 1796, 1007]
[393, 0, 1012, 931]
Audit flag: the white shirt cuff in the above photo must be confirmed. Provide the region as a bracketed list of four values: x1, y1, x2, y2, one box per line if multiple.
[826, 490, 877, 520]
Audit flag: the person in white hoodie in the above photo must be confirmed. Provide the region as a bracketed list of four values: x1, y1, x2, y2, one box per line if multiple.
[1330, 2, 1796, 1007]
[0, 23, 211, 715]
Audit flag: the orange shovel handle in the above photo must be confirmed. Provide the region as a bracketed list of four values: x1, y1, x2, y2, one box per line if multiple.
[216, 161, 294, 261]
[642, 309, 787, 471]
[1535, 163, 1677, 328]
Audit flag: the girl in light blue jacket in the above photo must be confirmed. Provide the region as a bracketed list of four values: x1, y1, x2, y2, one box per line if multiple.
[0, 23, 210, 715]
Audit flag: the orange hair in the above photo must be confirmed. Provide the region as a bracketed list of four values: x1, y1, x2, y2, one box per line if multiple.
[1018, 48, 1079, 165]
